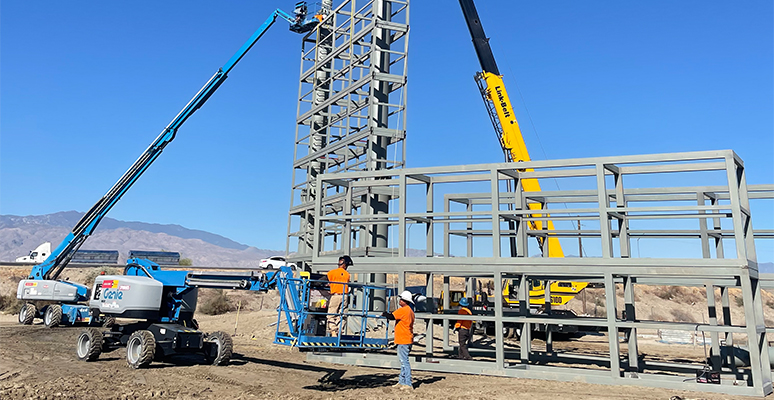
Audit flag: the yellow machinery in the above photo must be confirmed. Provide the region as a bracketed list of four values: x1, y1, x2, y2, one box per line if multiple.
[459, 0, 588, 307]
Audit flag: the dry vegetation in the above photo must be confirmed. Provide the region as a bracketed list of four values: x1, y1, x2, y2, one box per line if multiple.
[199, 289, 236, 315]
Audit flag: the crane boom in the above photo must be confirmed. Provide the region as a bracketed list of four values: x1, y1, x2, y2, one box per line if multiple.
[458, 0, 562, 257]
[30, 5, 320, 283]
[458, 0, 588, 305]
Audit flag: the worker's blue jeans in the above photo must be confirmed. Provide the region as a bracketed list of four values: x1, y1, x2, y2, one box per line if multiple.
[397, 344, 412, 386]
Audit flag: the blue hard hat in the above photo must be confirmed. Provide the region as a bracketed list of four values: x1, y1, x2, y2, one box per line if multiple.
[458, 297, 470, 307]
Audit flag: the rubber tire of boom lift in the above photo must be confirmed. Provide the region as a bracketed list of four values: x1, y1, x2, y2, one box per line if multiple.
[205, 331, 233, 366]
[76, 328, 103, 361]
[44, 304, 63, 328]
[18, 303, 35, 325]
[126, 330, 156, 369]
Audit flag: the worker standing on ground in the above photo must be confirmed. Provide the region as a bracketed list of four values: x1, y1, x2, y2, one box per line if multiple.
[453, 297, 473, 360]
[327, 255, 352, 336]
[383, 290, 415, 389]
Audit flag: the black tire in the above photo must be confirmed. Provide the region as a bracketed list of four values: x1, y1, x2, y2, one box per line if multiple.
[102, 316, 116, 328]
[18, 303, 35, 325]
[485, 323, 495, 336]
[473, 321, 486, 335]
[266, 264, 273, 269]
[126, 330, 155, 369]
[76, 328, 103, 361]
[205, 331, 233, 366]
[44, 304, 63, 328]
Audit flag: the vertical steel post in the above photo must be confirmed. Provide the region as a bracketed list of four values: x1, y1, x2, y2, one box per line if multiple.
[706, 283, 722, 370]
[597, 164, 614, 258]
[519, 274, 530, 363]
[425, 272, 434, 357]
[623, 275, 638, 374]
[443, 275, 451, 351]
[604, 273, 621, 378]
[494, 271, 505, 368]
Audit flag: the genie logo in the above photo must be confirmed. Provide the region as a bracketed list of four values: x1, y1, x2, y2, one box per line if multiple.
[103, 289, 124, 300]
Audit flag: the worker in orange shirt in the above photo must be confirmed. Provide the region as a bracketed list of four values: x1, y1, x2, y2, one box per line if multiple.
[383, 290, 415, 389]
[327, 255, 352, 336]
[453, 297, 473, 360]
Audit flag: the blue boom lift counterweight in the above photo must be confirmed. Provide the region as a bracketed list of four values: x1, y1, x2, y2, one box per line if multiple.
[16, 2, 324, 328]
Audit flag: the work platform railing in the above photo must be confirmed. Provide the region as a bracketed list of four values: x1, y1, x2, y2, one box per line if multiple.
[274, 276, 391, 349]
[300, 150, 773, 397]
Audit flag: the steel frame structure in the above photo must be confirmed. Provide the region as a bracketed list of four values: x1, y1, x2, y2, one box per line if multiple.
[301, 149, 773, 397]
[286, 0, 409, 268]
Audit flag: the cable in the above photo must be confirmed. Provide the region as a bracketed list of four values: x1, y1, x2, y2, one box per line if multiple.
[504, 64, 589, 257]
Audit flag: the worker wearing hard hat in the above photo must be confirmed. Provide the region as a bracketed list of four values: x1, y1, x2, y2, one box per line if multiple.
[327, 255, 352, 336]
[383, 290, 415, 389]
[453, 297, 473, 360]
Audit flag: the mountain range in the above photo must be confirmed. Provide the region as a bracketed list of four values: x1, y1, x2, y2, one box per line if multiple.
[2, 211, 772, 272]
[0, 211, 282, 268]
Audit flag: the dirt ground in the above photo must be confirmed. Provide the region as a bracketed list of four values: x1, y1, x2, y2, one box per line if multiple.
[1, 266, 762, 399]
[0, 309, 744, 400]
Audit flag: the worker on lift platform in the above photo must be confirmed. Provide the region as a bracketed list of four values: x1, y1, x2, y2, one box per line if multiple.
[327, 255, 351, 336]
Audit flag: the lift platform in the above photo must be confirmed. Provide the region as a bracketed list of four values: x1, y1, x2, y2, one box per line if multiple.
[274, 275, 390, 350]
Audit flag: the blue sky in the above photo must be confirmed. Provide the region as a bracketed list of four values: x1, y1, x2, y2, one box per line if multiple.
[1, 1, 772, 258]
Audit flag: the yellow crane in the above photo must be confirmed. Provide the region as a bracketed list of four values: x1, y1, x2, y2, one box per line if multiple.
[459, 0, 587, 307]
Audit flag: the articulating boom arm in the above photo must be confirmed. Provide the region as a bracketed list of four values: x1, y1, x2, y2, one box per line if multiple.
[31, 5, 320, 281]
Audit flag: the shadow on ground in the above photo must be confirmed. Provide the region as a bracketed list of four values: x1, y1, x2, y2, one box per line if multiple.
[304, 372, 444, 391]
[232, 353, 444, 391]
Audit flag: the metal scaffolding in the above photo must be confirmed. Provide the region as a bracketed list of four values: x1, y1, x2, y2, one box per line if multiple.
[286, 0, 409, 274]
[301, 149, 773, 397]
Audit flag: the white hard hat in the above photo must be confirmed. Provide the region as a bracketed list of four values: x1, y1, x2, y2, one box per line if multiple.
[399, 290, 414, 304]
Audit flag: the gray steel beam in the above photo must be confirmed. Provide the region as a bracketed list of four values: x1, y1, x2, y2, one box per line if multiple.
[298, 126, 772, 396]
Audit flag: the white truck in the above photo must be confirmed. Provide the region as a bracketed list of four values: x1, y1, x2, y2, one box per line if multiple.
[16, 242, 52, 263]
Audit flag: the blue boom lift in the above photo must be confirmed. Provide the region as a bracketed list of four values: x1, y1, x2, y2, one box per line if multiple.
[15, 2, 324, 328]
[78, 260, 390, 367]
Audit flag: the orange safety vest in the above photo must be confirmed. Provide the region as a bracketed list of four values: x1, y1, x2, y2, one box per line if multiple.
[455, 307, 472, 330]
[327, 267, 350, 294]
[392, 305, 415, 345]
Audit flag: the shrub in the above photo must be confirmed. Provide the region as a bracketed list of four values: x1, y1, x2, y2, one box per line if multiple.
[670, 308, 696, 322]
[179, 258, 193, 266]
[0, 294, 24, 313]
[735, 296, 744, 307]
[81, 267, 121, 287]
[199, 290, 235, 315]
[656, 286, 685, 301]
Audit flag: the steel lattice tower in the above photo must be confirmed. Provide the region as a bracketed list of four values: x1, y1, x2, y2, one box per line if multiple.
[286, 0, 409, 286]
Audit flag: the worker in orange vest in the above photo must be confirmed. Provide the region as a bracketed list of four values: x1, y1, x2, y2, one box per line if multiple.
[327, 255, 352, 336]
[383, 290, 415, 389]
[453, 297, 473, 360]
